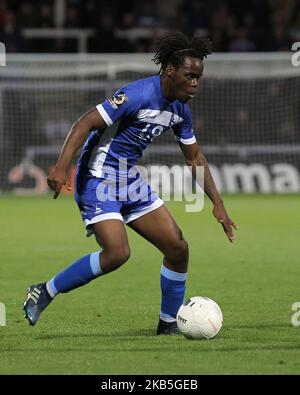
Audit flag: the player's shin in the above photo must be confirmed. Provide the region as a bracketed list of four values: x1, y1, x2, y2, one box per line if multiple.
[46, 252, 103, 297]
[160, 264, 187, 322]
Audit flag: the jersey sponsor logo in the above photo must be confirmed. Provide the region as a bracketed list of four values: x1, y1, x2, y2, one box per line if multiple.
[108, 92, 128, 109]
[136, 109, 183, 127]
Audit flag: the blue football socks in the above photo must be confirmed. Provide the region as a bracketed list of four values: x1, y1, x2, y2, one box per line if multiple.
[160, 264, 187, 322]
[46, 252, 102, 297]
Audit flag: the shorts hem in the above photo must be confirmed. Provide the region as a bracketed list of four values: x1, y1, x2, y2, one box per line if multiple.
[84, 213, 124, 237]
[124, 198, 164, 224]
[83, 198, 165, 237]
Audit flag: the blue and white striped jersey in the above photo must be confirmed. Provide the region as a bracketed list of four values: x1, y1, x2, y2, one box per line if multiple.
[77, 75, 196, 177]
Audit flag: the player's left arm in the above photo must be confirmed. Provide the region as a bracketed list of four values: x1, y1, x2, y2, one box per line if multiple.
[179, 142, 238, 243]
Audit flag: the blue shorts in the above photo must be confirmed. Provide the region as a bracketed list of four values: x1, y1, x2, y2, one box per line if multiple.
[75, 169, 164, 237]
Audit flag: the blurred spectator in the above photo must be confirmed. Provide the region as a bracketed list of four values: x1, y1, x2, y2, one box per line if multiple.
[265, 26, 293, 51]
[0, 9, 24, 52]
[263, 6, 294, 50]
[0, 0, 9, 25]
[180, 0, 213, 36]
[229, 28, 256, 52]
[136, 1, 160, 28]
[209, 3, 234, 51]
[89, 13, 133, 53]
[120, 12, 136, 30]
[64, 6, 80, 28]
[38, 3, 53, 28]
[80, 0, 97, 28]
[17, 1, 37, 28]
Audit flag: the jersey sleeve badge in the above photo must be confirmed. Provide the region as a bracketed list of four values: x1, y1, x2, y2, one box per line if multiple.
[108, 92, 128, 109]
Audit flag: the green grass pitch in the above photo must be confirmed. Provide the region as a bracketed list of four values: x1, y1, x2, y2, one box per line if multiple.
[0, 194, 299, 374]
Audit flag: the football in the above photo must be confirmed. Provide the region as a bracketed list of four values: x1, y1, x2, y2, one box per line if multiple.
[176, 296, 223, 340]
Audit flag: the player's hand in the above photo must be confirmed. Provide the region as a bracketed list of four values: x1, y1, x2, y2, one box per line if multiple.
[47, 166, 71, 199]
[212, 202, 239, 243]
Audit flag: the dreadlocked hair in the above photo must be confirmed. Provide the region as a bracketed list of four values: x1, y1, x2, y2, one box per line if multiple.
[152, 32, 213, 72]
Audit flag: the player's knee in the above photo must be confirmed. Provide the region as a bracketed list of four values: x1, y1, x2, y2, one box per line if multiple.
[176, 238, 189, 263]
[166, 237, 189, 266]
[105, 246, 131, 269]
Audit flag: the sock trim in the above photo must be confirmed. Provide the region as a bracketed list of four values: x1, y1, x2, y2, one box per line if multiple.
[161, 265, 187, 282]
[46, 278, 58, 298]
[160, 311, 177, 322]
[90, 252, 102, 276]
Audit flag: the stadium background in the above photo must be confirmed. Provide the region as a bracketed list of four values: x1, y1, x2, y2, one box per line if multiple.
[1, 0, 300, 376]
[1, 0, 299, 53]
[0, 0, 300, 195]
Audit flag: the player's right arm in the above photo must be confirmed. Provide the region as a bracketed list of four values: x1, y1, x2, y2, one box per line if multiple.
[47, 108, 106, 199]
[48, 84, 141, 198]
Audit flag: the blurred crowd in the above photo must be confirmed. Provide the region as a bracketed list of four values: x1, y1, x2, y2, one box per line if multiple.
[0, 0, 299, 52]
